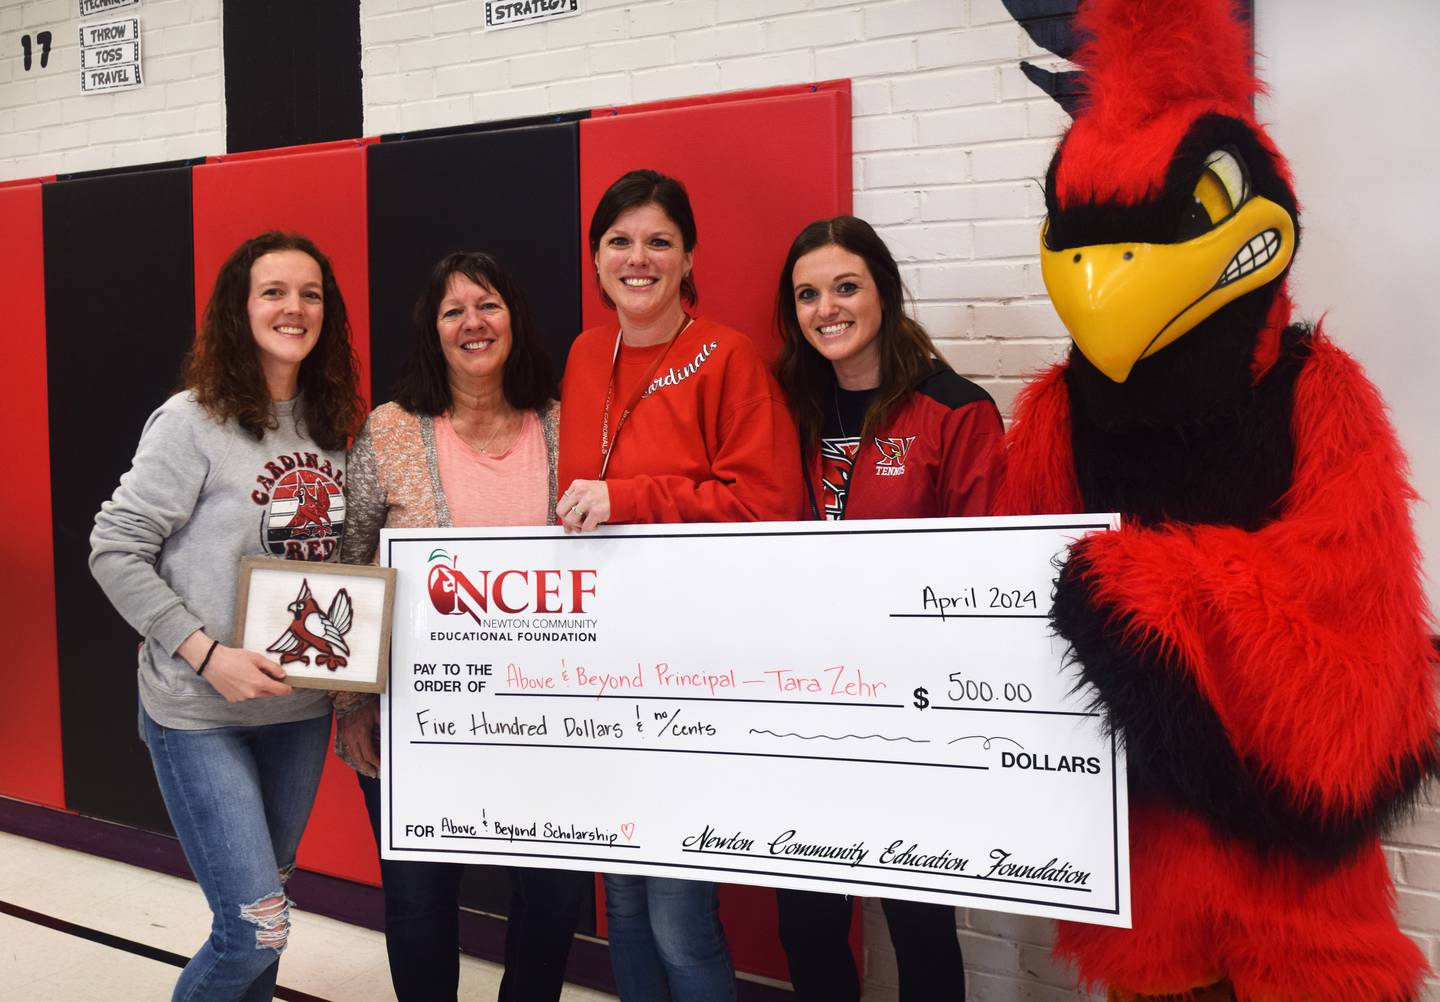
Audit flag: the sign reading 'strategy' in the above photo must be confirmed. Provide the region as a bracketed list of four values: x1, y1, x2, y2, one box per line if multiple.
[484, 0, 581, 32]
[79, 17, 142, 92]
[380, 516, 1131, 927]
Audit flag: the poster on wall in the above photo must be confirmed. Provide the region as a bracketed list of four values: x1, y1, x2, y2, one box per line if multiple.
[79, 0, 140, 17]
[79, 17, 143, 92]
[379, 517, 1132, 927]
[484, 0, 581, 32]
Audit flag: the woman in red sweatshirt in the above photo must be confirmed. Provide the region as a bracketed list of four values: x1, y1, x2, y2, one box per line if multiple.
[556, 169, 804, 1001]
[771, 215, 1005, 1000]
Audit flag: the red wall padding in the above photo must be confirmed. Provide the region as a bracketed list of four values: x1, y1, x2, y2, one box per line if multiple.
[0, 182, 65, 810]
[581, 82, 853, 982]
[192, 143, 379, 886]
[580, 82, 852, 365]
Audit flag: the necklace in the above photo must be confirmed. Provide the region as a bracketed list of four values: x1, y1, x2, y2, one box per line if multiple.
[599, 313, 694, 477]
[455, 408, 516, 456]
[833, 384, 851, 441]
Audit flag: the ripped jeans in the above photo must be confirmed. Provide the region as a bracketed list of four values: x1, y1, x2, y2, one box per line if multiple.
[142, 708, 330, 1002]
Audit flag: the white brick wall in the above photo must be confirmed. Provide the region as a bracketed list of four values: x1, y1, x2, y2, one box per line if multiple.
[0, 0, 223, 178]
[1, 1, 1437, 998]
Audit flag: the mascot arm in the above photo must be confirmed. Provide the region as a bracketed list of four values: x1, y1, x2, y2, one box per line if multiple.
[1053, 335, 1435, 859]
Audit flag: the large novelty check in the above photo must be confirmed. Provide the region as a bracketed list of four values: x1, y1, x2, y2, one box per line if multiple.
[380, 515, 1130, 927]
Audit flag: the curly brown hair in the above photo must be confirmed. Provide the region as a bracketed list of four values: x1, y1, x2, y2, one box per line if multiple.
[183, 231, 365, 451]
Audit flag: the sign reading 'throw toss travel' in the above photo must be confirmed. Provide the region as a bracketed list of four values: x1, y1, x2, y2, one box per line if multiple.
[380, 515, 1130, 927]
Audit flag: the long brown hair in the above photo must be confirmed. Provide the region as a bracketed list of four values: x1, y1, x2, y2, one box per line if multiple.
[774, 216, 946, 452]
[183, 231, 365, 451]
[391, 251, 558, 416]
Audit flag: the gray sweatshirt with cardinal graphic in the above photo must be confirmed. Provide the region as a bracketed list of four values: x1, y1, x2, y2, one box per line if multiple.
[91, 392, 344, 729]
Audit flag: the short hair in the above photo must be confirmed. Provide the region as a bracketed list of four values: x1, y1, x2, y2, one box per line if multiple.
[183, 230, 364, 452]
[587, 168, 698, 309]
[774, 216, 945, 451]
[391, 251, 558, 415]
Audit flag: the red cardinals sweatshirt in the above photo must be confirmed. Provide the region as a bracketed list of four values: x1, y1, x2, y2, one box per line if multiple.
[558, 316, 804, 525]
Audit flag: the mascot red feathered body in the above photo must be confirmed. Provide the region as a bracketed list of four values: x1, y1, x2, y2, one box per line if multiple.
[995, 1, 1438, 999]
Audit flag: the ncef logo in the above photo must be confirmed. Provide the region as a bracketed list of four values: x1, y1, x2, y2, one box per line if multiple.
[427, 550, 597, 623]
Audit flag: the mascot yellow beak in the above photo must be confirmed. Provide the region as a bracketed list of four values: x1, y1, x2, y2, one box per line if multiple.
[1041, 195, 1295, 382]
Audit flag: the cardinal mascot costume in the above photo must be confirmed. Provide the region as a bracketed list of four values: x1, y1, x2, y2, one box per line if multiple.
[994, 0, 1439, 999]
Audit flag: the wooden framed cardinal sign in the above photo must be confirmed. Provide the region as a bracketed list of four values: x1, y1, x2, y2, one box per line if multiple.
[234, 557, 397, 693]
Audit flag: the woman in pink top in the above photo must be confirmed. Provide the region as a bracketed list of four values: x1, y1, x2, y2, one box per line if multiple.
[336, 251, 584, 1002]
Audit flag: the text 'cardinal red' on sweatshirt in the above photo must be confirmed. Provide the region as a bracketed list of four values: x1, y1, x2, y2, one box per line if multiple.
[558, 316, 805, 525]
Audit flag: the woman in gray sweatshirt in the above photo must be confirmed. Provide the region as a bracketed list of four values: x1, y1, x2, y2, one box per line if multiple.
[90, 231, 365, 1002]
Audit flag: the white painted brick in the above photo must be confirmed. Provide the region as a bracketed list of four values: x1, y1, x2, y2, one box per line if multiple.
[590, 36, 674, 75]
[1388, 799, 1440, 847]
[816, 38, 916, 80]
[629, 1, 716, 38]
[509, 47, 590, 86]
[974, 377, 1025, 418]
[543, 8, 626, 47]
[369, 70, 435, 105]
[1017, 940, 1086, 987]
[764, 10, 865, 52]
[87, 112, 143, 145]
[163, 132, 212, 161]
[716, 51, 812, 93]
[862, 147, 967, 189]
[434, 61, 507, 98]
[851, 79, 892, 116]
[938, 339, 1000, 376]
[157, 22, 217, 54]
[922, 183, 1034, 222]
[191, 49, 221, 78]
[631, 63, 722, 104]
[882, 222, 974, 261]
[398, 34, 470, 74]
[0, 80, 38, 111]
[999, 339, 1068, 377]
[472, 85, 548, 122]
[973, 302, 1067, 341]
[969, 0, 1019, 27]
[468, 23, 552, 59]
[58, 144, 115, 174]
[368, 10, 434, 43]
[141, 106, 197, 139]
[853, 114, 915, 153]
[917, 104, 1029, 147]
[854, 188, 920, 226]
[971, 138, 1055, 182]
[545, 72, 631, 114]
[963, 907, 1058, 945]
[393, 94, 472, 131]
[14, 101, 62, 132]
[913, 302, 969, 338]
[364, 103, 402, 135]
[0, 6, 22, 31]
[1406, 850, 1440, 893]
[1026, 97, 1073, 140]
[1001, 59, 1068, 102]
[915, 260, 1026, 300]
[919, 24, 1024, 68]
[863, 0, 966, 40]
[24, 0, 67, 27]
[717, 0, 810, 23]
[0, 130, 41, 159]
[975, 220, 1043, 259]
[366, 45, 400, 77]
[675, 22, 764, 62]
[38, 121, 87, 153]
[430, 0, 489, 34]
[892, 67, 995, 112]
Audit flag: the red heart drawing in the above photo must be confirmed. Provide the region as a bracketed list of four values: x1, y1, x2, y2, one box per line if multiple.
[620, 822, 635, 841]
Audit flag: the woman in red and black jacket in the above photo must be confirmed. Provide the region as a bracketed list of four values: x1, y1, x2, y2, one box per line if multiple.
[772, 215, 1005, 1000]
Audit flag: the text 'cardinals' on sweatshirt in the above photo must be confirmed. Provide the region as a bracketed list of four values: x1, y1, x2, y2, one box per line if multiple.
[91, 392, 344, 729]
[558, 316, 805, 524]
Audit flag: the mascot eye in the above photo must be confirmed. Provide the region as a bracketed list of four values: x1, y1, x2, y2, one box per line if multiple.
[1176, 149, 1249, 240]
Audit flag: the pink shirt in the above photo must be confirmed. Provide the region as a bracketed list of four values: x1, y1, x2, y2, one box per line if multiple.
[433, 409, 549, 528]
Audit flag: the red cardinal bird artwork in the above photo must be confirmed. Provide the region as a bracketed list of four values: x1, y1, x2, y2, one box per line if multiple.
[266, 578, 353, 670]
[285, 479, 333, 539]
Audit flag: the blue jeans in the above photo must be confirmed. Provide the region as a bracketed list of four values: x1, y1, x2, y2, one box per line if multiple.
[142, 708, 330, 1002]
[604, 874, 735, 1001]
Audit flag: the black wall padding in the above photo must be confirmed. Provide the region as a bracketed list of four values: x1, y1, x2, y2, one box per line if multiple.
[366, 122, 584, 405]
[45, 166, 196, 835]
[224, 0, 363, 154]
